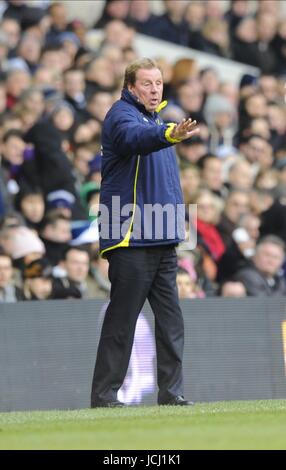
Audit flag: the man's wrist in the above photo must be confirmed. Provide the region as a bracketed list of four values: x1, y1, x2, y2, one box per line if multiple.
[165, 123, 181, 144]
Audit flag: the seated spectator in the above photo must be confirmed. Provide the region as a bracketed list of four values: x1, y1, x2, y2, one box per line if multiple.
[53, 246, 91, 299]
[72, 144, 97, 187]
[232, 16, 258, 66]
[0, 250, 24, 302]
[14, 187, 45, 230]
[176, 79, 204, 123]
[200, 18, 231, 58]
[5, 67, 31, 109]
[220, 281, 247, 297]
[200, 67, 220, 97]
[203, 93, 237, 154]
[217, 212, 260, 282]
[177, 137, 208, 165]
[177, 267, 202, 299]
[3, 1, 45, 32]
[219, 81, 239, 107]
[148, 0, 189, 47]
[25, 119, 86, 219]
[180, 164, 201, 205]
[0, 18, 21, 58]
[227, 159, 254, 191]
[205, 0, 225, 20]
[45, 2, 70, 46]
[39, 213, 71, 266]
[0, 224, 45, 261]
[254, 169, 279, 192]
[217, 189, 250, 247]
[17, 86, 45, 121]
[238, 135, 269, 174]
[170, 58, 199, 91]
[259, 74, 279, 102]
[250, 188, 286, 244]
[1, 129, 38, 195]
[46, 190, 75, 220]
[51, 100, 76, 151]
[234, 235, 286, 296]
[85, 90, 114, 124]
[85, 56, 118, 98]
[17, 32, 42, 75]
[254, 13, 278, 74]
[225, 0, 250, 32]
[197, 153, 227, 199]
[193, 189, 225, 263]
[240, 94, 268, 135]
[186, 1, 206, 50]
[103, 19, 135, 51]
[39, 44, 67, 74]
[63, 68, 86, 120]
[72, 119, 101, 146]
[94, 0, 130, 29]
[23, 257, 53, 300]
[129, 0, 158, 37]
[246, 118, 271, 142]
[59, 32, 81, 64]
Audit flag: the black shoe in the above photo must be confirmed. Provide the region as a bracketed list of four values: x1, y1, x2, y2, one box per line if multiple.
[159, 395, 195, 406]
[91, 399, 126, 408]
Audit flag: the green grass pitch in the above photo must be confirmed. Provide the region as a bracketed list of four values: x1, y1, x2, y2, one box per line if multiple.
[0, 400, 286, 450]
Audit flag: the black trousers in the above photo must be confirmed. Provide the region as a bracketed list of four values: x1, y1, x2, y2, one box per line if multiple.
[91, 245, 184, 405]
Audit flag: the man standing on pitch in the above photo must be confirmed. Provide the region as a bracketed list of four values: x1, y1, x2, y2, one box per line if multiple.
[91, 58, 200, 407]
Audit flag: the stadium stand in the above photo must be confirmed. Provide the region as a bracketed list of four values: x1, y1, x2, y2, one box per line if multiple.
[0, 0, 286, 302]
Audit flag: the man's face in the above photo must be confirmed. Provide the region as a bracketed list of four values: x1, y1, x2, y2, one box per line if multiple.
[43, 220, 71, 243]
[128, 68, 163, 113]
[202, 158, 223, 191]
[225, 193, 249, 224]
[3, 136, 25, 165]
[64, 250, 89, 283]
[21, 195, 45, 223]
[254, 243, 285, 277]
[64, 71, 85, 96]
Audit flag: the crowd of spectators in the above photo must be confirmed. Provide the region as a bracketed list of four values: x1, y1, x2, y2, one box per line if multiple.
[0, 0, 286, 302]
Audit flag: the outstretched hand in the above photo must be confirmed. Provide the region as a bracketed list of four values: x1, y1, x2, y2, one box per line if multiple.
[170, 118, 200, 142]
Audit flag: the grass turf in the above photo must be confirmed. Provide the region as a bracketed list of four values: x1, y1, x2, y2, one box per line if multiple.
[0, 400, 286, 450]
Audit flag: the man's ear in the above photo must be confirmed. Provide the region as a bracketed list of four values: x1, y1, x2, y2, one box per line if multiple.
[127, 83, 133, 93]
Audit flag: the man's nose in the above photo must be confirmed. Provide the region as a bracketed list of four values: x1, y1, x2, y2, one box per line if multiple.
[150, 83, 159, 93]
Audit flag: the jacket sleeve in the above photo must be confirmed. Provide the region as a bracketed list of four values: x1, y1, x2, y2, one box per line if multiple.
[109, 109, 179, 157]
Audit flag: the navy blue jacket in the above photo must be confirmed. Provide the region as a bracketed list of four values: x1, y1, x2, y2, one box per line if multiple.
[99, 88, 185, 255]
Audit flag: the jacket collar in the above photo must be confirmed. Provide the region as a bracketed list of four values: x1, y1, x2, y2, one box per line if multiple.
[121, 88, 152, 115]
[121, 88, 168, 119]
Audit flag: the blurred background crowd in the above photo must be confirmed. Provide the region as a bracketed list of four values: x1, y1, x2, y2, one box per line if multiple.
[0, 0, 286, 302]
